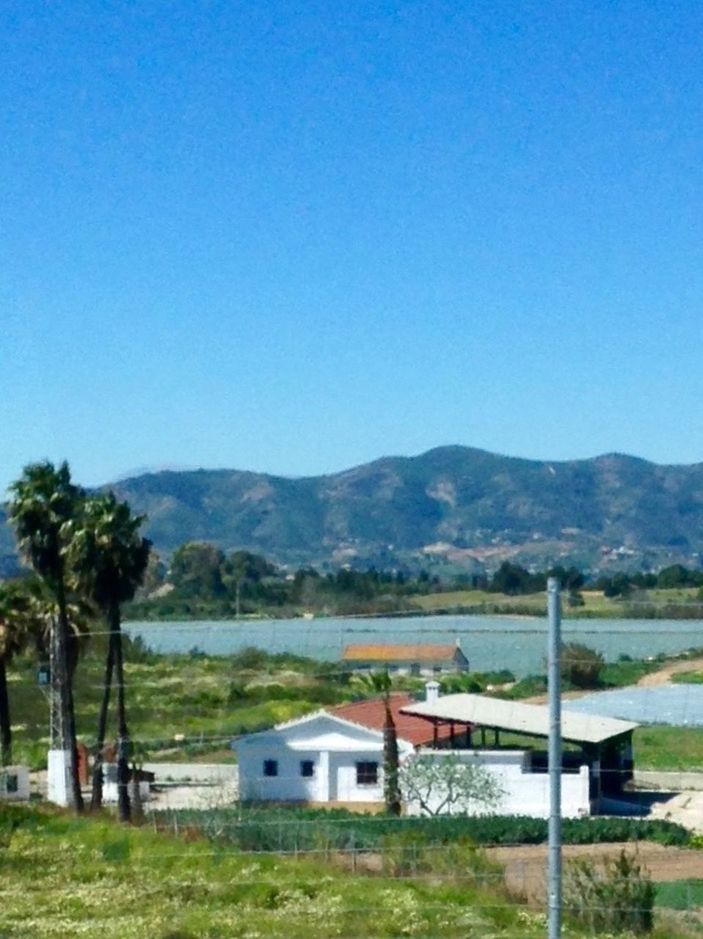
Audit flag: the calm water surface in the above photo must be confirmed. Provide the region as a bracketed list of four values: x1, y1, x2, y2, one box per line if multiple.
[125, 614, 703, 678]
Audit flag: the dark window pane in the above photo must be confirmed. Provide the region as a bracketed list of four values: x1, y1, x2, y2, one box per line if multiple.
[356, 761, 378, 785]
[300, 760, 314, 777]
[263, 760, 278, 777]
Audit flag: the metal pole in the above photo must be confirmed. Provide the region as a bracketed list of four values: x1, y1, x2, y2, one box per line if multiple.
[547, 577, 562, 939]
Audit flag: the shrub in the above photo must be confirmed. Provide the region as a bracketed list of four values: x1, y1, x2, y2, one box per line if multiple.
[560, 642, 605, 689]
[563, 849, 655, 934]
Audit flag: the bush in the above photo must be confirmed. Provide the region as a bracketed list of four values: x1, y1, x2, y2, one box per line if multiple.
[564, 849, 655, 934]
[560, 642, 605, 689]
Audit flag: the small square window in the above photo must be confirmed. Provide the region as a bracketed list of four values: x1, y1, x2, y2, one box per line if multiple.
[356, 761, 378, 786]
[300, 760, 314, 778]
[263, 759, 278, 777]
[5, 774, 18, 794]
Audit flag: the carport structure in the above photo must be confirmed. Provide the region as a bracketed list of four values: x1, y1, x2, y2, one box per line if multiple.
[401, 693, 639, 804]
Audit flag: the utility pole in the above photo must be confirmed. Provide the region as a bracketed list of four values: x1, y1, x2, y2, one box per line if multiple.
[37, 621, 59, 748]
[547, 577, 562, 939]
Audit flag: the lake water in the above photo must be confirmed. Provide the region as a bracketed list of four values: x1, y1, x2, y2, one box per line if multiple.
[125, 614, 703, 678]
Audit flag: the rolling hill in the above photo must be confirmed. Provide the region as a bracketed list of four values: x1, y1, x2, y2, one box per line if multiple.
[3, 446, 703, 575]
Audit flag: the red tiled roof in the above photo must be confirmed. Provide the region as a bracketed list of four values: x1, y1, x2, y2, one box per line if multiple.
[342, 643, 457, 663]
[330, 693, 465, 748]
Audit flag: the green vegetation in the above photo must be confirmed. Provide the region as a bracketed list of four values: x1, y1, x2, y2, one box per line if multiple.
[563, 850, 655, 934]
[672, 671, 703, 684]
[0, 804, 582, 939]
[119, 536, 703, 620]
[7, 635, 700, 772]
[633, 726, 703, 772]
[656, 879, 703, 910]
[6, 644, 353, 768]
[169, 806, 691, 854]
[494, 648, 662, 701]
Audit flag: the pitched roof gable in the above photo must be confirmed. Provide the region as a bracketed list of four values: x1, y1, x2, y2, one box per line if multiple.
[232, 709, 389, 749]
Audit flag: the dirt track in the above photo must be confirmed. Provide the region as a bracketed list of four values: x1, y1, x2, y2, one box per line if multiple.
[485, 842, 703, 900]
[523, 653, 703, 706]
[636, 656, 703, 688]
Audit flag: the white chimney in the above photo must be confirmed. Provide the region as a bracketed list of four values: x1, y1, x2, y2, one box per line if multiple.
[425, 680, 440, 703]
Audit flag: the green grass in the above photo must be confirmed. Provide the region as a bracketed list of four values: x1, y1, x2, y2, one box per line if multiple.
[412, 587, 703, 619]
[634, 725, 703, 771]
[673, 671, 703, 684]
[0, 804, 553, 939]
[656, 879, 703, 910]
[0, 804, 697, 938]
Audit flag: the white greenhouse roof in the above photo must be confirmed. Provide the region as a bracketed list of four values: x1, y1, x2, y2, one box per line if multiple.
[401, 693, 638, 745]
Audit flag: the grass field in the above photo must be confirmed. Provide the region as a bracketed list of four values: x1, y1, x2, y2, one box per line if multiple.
[411, 586, 703, 618]
[634, 726, 703, 772]
[9, 635, 703, 771]
[6, 645, 350, 768]
[0, 804, 698, 939]
[0, 804, 547, 939]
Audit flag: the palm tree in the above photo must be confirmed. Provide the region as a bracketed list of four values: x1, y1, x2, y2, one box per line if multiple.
[8, 461, 85, 810]
[358, 669, 401, 816]
[66, 492, 150, 821]
[0, 582, 32, 766]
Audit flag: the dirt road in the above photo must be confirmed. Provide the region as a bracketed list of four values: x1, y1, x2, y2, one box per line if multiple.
[637, 656, 703, 688]
[485, 841, 703, 900]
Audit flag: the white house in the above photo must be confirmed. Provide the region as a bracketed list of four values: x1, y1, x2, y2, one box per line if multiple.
[233, 685, 638, 817]
[233, 711, 414, 807]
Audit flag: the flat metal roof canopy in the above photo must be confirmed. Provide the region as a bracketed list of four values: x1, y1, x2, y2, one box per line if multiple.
[401, 693, 638, 746]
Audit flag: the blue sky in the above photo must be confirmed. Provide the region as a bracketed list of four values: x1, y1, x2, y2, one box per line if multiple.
[2, 0, 702, 493]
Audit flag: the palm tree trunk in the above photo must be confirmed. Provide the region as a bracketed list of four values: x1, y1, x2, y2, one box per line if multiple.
[56, 575, 83, 811]
[90, 631, 115, 810]
[0, 656, 12, 766]
[383, 700, 401, 816]
[111, 601, 131, 823]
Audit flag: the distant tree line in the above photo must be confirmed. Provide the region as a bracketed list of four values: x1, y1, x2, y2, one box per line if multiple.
[126, 541, 703, 617]
[135, 541, 447, 617]
[594, 564, 703, 597]
[486, 562, 585, 597]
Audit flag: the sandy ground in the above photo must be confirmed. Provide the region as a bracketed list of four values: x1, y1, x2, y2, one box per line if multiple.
[637, 656, 703, 688]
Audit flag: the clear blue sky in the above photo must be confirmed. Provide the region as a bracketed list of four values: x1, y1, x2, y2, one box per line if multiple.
[2, 0, 702, 494]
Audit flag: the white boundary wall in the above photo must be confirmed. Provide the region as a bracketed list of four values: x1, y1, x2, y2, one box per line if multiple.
[0, 765, 30, 802]
[405, 750, 590, 819]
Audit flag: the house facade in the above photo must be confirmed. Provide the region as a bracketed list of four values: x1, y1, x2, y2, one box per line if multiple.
[341, 641, 469, 676]
[233, 711, 414, 807]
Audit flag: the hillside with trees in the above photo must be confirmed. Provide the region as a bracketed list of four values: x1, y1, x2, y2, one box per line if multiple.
[3, 446, 703, 576]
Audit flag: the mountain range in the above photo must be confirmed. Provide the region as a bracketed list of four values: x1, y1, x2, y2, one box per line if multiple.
[2, 446, 703, 576]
